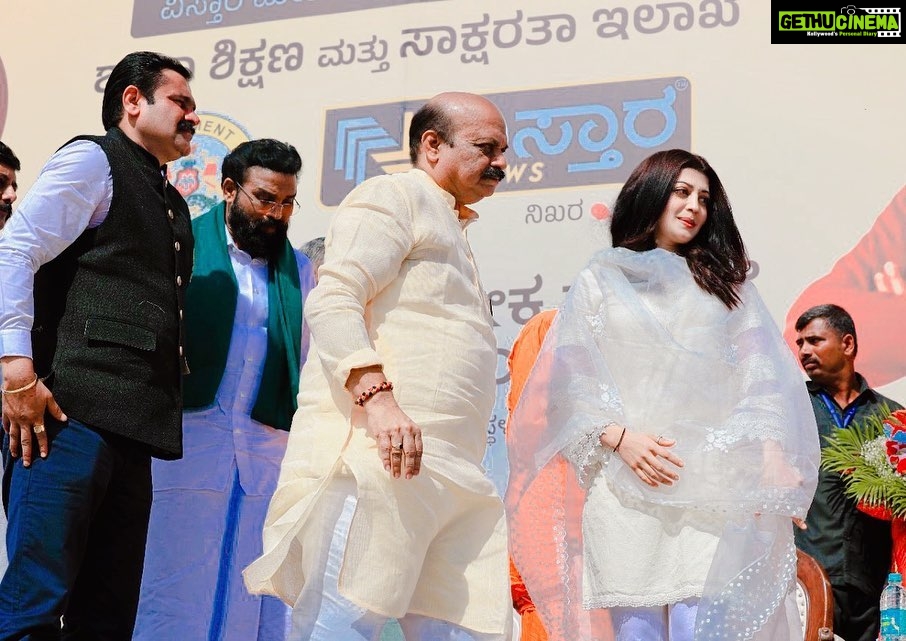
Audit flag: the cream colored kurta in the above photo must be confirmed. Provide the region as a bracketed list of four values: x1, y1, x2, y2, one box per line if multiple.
[243, 169, 509, 635]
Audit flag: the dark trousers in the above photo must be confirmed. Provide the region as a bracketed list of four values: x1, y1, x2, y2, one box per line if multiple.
[834, 581, 882, 641]
[0, 418, 152, 641]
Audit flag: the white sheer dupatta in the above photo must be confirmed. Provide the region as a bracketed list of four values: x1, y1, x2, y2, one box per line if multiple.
[505, 248, 820, 641]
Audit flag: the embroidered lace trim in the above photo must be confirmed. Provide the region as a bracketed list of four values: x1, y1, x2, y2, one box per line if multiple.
[562, 422, 613, 489]
[584, 585, 704, 609]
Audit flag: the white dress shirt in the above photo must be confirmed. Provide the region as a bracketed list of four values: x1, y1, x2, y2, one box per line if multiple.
[151, 228, 314, 495]
[0, 141, 113, 359]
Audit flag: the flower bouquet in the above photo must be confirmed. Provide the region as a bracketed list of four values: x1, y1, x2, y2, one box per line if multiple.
[822, 408, 906, 570]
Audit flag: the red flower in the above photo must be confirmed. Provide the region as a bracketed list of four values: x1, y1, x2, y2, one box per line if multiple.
[859, 500, 894, 521]
[886, 410, 906, 436]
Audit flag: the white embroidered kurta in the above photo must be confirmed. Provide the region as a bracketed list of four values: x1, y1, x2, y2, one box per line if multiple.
[576, 255, 732, 608]
[244, 169, 509, 635]
[507, 247, 820, 641]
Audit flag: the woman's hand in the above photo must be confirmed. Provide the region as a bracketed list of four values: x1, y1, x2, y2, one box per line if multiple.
[600, 427, 684, 487]
[755, 513, 808, 530]
[758, 440, 807, 528]
[761, 439, 804, 489]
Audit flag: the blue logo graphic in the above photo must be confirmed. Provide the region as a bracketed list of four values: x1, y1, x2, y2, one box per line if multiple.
[321, 78, 692, 207]
[334, 117, 399, 185]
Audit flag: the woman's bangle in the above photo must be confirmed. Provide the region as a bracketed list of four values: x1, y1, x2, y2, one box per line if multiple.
[354, 380, 393, 406]
[613, 426, 627, 452]
[1, 375, 39, 396]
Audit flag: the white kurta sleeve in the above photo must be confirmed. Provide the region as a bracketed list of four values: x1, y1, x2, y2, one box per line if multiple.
[305, 176, 416, 388]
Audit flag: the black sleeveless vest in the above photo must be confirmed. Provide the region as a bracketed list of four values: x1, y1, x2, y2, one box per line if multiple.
[32, 127, 193, 459]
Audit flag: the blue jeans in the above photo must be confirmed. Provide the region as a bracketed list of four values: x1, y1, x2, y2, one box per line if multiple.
[0, 418, 152, 641]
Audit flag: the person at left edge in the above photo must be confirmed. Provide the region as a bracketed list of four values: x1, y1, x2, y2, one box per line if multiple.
[0, 140, 20, 231]
[0, 139, 20, 579]
[133, 139, 315, 641]
[0, 51, 198, 640]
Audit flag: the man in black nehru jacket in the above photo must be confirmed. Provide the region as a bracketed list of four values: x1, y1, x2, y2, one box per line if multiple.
[0, 51, 200, 640]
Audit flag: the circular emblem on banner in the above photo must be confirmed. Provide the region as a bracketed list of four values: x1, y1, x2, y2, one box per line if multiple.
[0, 56, 8, 138]
[166, 112, 251, 217]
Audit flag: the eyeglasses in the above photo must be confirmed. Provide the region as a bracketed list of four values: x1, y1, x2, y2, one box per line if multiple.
[234, 182, 299, 215]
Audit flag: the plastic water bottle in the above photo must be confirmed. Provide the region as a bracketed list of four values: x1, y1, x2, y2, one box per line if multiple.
[881, 572, 906, 641]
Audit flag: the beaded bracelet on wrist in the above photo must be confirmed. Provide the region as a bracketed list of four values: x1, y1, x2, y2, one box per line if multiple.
[354, 381, 394, 406]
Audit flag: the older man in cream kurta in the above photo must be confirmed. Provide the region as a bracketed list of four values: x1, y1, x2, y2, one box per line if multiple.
[244, 92, 511, 640]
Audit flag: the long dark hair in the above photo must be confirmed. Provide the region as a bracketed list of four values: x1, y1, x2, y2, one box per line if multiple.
[610, 149, 748, 308]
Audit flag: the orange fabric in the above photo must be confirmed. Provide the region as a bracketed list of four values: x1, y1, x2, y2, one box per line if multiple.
[505, 309, 613, 640]
[509, 557, 535, 615]
[506, 310, 557, 412]
[519, 610, 549, 641]
[510, 556, 549, 641]
[506, 311, 556, 641]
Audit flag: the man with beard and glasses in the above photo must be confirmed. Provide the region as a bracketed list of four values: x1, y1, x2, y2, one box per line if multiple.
[133, 138, 315, 641]
[243, 92, 512, 641]
[0, 141, 19, 231]
[0, 51, 199, 639]
[794, 303, 903, 641]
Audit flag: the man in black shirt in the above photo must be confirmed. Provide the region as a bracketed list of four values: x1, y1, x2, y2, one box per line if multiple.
[794, 303, 903, 641]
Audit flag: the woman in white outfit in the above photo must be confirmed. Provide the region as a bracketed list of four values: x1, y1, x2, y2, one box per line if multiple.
[506, 149, 820, 641]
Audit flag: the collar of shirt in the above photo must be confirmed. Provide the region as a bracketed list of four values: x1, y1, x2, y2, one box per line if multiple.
[108, 126, 169, 173]
[806, 372, 876, 410]
[411, 168, 480, 229]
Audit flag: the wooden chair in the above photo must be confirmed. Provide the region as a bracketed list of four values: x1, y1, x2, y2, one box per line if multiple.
[796, 549, 836, 641]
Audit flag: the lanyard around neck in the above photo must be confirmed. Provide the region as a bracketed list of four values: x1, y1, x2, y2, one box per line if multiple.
[818, 391, 859, 429]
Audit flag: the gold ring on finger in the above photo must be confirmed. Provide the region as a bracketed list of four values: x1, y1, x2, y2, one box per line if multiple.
[32, 424, 46, 434]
